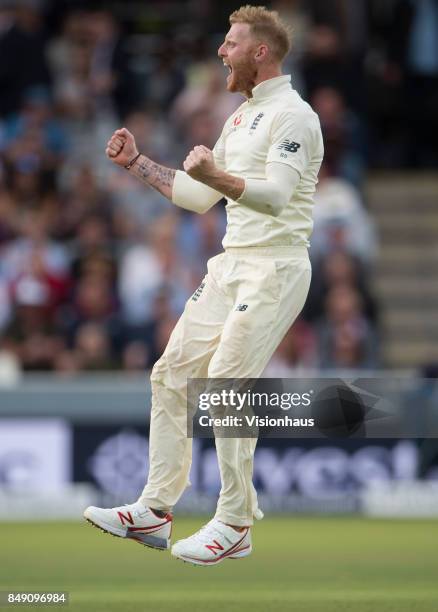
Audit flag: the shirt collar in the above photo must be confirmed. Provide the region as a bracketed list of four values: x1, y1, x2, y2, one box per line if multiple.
[250, 75, 292, 102]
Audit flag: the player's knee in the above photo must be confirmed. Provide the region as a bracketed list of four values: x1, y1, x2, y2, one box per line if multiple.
[150, 356, 168, 386]
[150, 354, 188, 390]
[207, 362, 231, 378]
[208, 322, 253, 378]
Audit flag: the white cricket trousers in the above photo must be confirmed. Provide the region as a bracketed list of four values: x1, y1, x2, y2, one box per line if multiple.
[139, 246, 311, 526]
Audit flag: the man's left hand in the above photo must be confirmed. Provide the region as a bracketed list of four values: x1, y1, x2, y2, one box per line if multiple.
[184, 145, 217, 182]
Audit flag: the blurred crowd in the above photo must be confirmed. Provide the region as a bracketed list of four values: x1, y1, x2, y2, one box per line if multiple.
[0, 0, 436, 375]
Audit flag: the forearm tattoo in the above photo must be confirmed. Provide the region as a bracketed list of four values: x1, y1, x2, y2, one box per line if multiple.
[131, 154, 176, 197]
[138, 157, 175, 186]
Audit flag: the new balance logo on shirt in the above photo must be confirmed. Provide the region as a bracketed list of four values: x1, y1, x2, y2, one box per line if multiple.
[236, 304, 248, 312]
[277, 139, 301, 153]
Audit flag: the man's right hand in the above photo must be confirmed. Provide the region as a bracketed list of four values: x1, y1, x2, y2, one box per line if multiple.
[106, 128, 139, 167]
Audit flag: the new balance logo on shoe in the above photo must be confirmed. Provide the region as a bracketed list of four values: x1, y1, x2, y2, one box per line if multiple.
[84, 502, 172, 550]
[205, 540, 225, 555]
[117, 511, 134, 526]
[236, 304, 248, 312]
[171, 519, 252, 565]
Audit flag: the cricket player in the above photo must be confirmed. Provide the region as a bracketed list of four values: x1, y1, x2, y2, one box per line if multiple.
[84, 5, 323, 566]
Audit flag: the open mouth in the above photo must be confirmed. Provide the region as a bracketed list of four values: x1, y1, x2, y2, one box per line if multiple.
[223, 62, 233, 75]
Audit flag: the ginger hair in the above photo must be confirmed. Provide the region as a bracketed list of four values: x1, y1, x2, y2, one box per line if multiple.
[229, 5, 292, 62]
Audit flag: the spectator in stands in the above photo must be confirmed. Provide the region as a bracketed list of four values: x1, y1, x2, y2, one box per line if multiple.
[271, 0, 310, 94]
[3, 273, 65, 371]
[300, 0, 367, 111]
[0, 277, 11, 333]
[122, 340, 150, 372]
[74, 321, 116, 371]
[0, 0, 51, 118]
[0, 336, 21, 382]
[387, 0, 438, 167]
[1, 209, 70, 296]
[264, 320, 317, 376]
[117, 228, 166, 329]
[85, 8, 139, 120]
[141, 38, 185, 111]
[50, 12, 118, 170]
[51, 7, 135, 121]
[304, 250, 379, 325]
[1, 86, 67, 171]
[311, 163, 377, 265]
[56, 166, 111, 240]
[118, 212, 192, 330]
[171, 59, 242, 145]
[68, 214, 115, 285]
[311, 87, 366, 187]
[317, 284, 379, 370]
[60, 272, 121, 356]
[177, 206, 226, 278]
[0, 160, 18, 243]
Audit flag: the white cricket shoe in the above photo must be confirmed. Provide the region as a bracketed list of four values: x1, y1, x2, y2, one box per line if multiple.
[83, 501, 172, 550]
[171, 518, 252, 565]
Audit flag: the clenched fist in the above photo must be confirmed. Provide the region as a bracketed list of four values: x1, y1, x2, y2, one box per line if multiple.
[183, 145, 217, 181]
[106, 128, 139, 167]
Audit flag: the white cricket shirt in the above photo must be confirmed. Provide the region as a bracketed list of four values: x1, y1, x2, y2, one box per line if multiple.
[214, 75, 324, 248]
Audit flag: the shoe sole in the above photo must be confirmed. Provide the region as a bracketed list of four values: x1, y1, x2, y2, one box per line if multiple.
[84, 517, 169, 551]
[171, 544, 252, 566]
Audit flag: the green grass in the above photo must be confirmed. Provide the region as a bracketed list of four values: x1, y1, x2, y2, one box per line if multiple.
[1, 517, 438, 611]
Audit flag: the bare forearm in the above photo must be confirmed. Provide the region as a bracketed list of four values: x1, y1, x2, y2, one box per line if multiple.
[129, 154, 176, 200]
[183, 144, 244, 201]
[201, 168, 245, 201]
